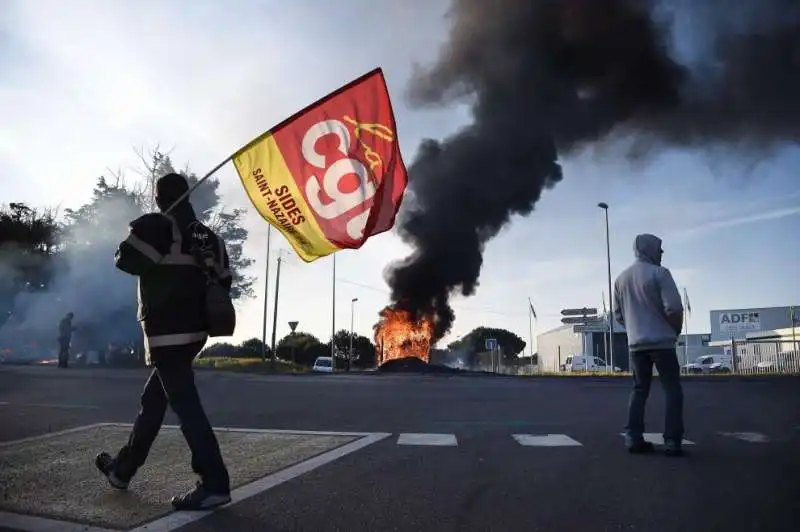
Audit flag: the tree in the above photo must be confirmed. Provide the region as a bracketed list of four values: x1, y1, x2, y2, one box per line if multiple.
[331, 329, 376, 368]
[450, 327, 527, 361]
[129, 148, 254, 300]
[277, 331, 324, 366]
[0, 202, 61, 329]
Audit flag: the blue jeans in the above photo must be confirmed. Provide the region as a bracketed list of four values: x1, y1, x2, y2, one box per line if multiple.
[625, 348, 684, 447]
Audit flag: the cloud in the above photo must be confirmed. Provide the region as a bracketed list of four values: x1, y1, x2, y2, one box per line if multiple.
[674, 205, 800, 240]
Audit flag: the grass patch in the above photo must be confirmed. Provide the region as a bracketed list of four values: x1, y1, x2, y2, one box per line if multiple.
[193, 356, 308, 374]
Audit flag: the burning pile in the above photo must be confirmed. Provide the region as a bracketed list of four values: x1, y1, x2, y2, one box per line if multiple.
[374, 0, 800, 353]
[373, 307, 434, 364]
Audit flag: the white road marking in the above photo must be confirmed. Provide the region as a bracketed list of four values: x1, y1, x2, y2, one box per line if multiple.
[0, 422, 108, 448]
[620, 433, 695, 445]
[0, 512, 117, 532]
[513, 434, 583, 447]
[0, 423, 390, 532]
[719, 431, 770, 443]
[397, 433, 458, 446]
[130, 431, 391, 532]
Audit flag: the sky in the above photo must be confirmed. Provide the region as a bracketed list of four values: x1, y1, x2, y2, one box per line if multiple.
[1, 0, 798, 354]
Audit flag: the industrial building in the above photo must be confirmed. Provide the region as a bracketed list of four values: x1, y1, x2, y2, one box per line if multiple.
[536, 305, 797, 372]
[709, 307, 796, 342]
[709, 307, 798, 372]
[536, 316, 632, 372]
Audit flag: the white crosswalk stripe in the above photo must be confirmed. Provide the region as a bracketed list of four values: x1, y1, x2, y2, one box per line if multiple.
[388, 431, 778, 447]
[718, 431, 770, 443]
[512, 434, 583, 447]
[620, 433, 695, 445]
[397, 433, 458, 446]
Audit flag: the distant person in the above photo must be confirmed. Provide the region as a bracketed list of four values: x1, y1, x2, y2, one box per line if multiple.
[614, 233, 685, 457]
[57, 312, 75, 368]
[94, 172, 233, 510]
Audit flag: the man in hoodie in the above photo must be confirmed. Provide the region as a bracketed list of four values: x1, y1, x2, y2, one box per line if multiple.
[614, 233, 685, 456]
[94, 173, 232, 509]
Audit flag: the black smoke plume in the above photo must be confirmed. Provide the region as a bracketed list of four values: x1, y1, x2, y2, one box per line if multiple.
[383, 0, 800, 342]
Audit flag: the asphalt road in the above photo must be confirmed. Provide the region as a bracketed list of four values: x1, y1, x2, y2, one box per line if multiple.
[1, 365, 799, 532]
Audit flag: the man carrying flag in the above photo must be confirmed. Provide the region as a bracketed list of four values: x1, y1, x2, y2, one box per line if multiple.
[95, 173, 233, 510]
[94, 67, 409, 511]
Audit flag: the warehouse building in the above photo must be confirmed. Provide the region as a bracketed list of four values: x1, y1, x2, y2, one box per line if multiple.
[709, 306, 796, 342]
[537, 322, 715, 372]
[536, 316, 630, 372]
[709, 306, 798, 371]
[537, 305, 796, 373]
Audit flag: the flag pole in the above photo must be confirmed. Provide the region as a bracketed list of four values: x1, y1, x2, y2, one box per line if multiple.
[331, 254, 337, 371]
[164, 154, 234, 214]
[683, 287, 690, 369]
[528, 297, 535, 374]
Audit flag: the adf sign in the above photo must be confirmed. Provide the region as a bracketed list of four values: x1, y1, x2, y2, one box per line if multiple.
[719, 312, 761, 333]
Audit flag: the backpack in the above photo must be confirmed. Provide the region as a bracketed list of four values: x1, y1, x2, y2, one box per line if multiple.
[191, 245, 236, 337]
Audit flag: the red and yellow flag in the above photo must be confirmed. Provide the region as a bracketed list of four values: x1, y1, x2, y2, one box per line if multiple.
[233, 68, 409, 262]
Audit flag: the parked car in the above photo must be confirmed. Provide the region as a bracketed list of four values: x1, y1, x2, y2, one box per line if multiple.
[312, 356, 334, 373]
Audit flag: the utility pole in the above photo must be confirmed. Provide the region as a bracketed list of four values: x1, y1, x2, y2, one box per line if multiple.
[598, 202, 614, 371]
[260, 227, 272, 362]
[270, 251, 283, 369]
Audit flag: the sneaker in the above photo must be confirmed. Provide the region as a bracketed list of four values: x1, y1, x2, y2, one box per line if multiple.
[663, 441, 685, 457]
[95, 452, 130, 490]
[627, 440, 655, 454]
[171, 481, 231, 511]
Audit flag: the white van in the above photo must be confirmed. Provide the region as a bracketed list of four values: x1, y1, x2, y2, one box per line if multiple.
[561, 355, 620, 372]
[684, 354, 732, 374]
[312, 356, 334, 373]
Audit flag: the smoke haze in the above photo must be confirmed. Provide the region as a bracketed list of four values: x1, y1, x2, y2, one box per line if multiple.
[384, 0, 800, 342]
[0, 195, 142, 358]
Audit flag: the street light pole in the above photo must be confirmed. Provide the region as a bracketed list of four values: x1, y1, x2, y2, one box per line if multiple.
[350, 297, 358, 371]
[598, 202, 614, 371]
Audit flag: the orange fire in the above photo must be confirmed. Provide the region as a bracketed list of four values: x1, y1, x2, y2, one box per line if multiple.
[374, 306, 434, 364]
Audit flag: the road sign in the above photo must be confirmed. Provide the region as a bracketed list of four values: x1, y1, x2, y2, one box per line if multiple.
[485, 338, 497, 351]
[561, 307, 597, 316]
[573, 324, 608, 333]
[561, 316, 603, 325]
[288, 321, 299, 333]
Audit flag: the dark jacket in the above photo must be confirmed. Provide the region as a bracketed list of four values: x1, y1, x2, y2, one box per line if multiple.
[114, 203, 232, 351]
[58, 317, 74, 344]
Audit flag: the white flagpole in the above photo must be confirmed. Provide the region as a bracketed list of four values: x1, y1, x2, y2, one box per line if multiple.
[528, 297, 535, 374]
[330, 254, 337, 371]
[683, 287, 690, 368]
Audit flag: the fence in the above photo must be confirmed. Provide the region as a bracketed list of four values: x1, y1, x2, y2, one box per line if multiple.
[724, 339, 800, 375]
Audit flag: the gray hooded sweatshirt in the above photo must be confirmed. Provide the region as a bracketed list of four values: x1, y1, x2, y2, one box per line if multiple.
[613, 234, 683, 352]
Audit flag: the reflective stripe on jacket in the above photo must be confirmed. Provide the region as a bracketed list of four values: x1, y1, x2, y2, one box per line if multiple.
[114, 204, 232, 349]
